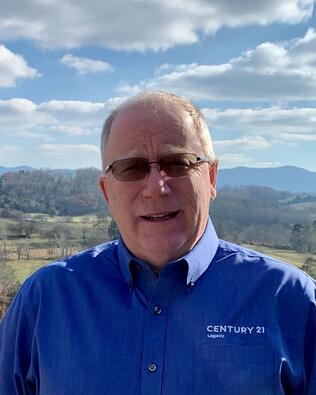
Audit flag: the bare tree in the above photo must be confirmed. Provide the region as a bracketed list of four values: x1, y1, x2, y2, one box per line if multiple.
[15, 241, 23, 260]
[302, 257, 316, 278]
[0, 234, 8, 261]
[22, 244, 31, 260]
[14, 240, 31, 261]
[52, 224, 71, 257]
[8, 217, 37, 239]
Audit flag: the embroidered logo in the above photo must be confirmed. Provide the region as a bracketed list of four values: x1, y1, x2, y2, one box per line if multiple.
[206, 324, 266, 339]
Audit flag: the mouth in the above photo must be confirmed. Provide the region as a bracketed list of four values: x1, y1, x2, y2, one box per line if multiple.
[141, 210, 180, 222]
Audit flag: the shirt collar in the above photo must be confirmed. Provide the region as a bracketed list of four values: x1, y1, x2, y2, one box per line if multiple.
[117, 216, 219, 286]
[184, 217, 219, 284]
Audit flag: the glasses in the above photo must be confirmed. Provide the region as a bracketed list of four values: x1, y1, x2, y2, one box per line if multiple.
[105, 152, 210, 182]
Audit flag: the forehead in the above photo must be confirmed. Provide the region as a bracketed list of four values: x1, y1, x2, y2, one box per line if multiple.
[106, 100, 201, 157]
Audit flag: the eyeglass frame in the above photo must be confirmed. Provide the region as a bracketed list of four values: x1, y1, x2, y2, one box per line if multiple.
[104, 152, 211, 181]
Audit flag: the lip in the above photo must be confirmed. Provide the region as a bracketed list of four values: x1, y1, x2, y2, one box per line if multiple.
[140, 210, 180, 222]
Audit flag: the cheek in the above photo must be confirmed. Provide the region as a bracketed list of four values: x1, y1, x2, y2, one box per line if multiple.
[107, 189, 124, 216]
[183, 176, 211, 211]
[107, 187, 136, 222]
[107, 183, 128, 205]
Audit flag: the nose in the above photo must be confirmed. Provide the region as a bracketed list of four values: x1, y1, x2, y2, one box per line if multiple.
[141, 163, 171, 198]
[146, 160, 164, 175]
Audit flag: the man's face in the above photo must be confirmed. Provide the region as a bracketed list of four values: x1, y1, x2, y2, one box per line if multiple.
[99, 100, 217, 268]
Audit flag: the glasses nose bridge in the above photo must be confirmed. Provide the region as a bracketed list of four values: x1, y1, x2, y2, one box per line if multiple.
[147, 159, 164, 176]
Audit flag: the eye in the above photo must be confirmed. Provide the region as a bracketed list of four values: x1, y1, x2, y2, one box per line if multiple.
[166, 160, 189, 169]
[159, 153, 197, 176]
[162, 154, 196, 168]
[114, 158, 147, 177]
[121, 162, 142, 173]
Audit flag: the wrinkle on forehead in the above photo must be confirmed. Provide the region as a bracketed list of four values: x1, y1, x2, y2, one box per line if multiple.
[122, 144, 196, 159]
[116, 130, 201, 159]
[113, 99, 194, 132]
[105, 100, 202, 161]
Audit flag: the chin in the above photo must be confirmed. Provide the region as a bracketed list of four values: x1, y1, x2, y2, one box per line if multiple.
[142, 235, 189, 260]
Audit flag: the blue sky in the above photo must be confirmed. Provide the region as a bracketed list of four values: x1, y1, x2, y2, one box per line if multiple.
[1, 0, 316, 171]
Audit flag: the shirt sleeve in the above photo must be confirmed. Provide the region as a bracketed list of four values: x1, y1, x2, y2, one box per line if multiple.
[305, 284, 316, 395]
[0, 281, 38, 395]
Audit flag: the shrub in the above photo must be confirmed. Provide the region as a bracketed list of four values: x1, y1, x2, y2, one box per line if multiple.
[0, 283, 20, 319]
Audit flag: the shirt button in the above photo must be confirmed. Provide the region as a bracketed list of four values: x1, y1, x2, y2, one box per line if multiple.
[148, 363, 157, 373]
[153, 305, 162, 315]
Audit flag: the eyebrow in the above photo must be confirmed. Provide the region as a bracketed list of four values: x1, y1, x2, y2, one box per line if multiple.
[123, 146, 189, 159]
[158, 144, 188, 154]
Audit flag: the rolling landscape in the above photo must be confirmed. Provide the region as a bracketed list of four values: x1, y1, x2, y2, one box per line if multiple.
[218, 166, 316, 194]
[0, 165, 316, 317]
[2, 164, 316, 193]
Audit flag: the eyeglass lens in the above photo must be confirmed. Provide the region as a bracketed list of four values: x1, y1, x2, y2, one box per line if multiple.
[111, 153, 199, 181]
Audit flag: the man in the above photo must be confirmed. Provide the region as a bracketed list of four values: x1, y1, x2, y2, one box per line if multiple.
[0, 91, 315, 395]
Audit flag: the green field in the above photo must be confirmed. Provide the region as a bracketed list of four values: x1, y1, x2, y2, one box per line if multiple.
[2, 244, 315, 286]
[243, 244, 309, 267]
[0, 214, 315, 319]
[6, 259, 50, 283]
[0, 214, 112, 287]
[0, 214, 315, 287]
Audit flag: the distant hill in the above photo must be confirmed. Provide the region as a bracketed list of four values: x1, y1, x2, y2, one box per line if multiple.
[1, 164, 316, 193]
[0, 165, 36, 175]
[218, 166, 316, 194]
[0, 166, 76, 176]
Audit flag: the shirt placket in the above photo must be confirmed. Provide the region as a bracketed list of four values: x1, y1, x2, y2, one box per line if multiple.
[140, 274, 177, 395]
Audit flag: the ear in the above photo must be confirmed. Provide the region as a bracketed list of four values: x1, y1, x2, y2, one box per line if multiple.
[98, 175, 109, 205]
[209, 159, 218, 201]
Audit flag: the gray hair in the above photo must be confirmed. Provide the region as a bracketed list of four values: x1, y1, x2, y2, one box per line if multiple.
[100, 90, 215, 173]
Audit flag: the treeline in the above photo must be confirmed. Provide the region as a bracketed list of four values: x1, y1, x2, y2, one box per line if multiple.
[0, 168, 107, 216]
[1, 178, 316, 317]
[0, 169, 316, 252]
[211, 186, 316, 252]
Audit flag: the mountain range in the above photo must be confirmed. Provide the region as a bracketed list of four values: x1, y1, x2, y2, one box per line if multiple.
[217, 166, 316, 194]
[1, 165, 316, 194]
[0, 165, 36, 175]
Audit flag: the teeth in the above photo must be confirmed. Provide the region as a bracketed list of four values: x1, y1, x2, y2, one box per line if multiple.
[145, 213, 170, 219]
[142, 211, 178, 221]
[149, 213, 169, 218]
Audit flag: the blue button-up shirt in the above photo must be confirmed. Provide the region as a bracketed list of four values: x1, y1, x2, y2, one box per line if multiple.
[1, 219, 315, 394]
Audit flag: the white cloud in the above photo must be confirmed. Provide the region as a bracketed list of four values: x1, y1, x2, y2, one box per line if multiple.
[39, 100, 106, 121]
[0, 98, 37, 114]
[125, 28, 316, 101]
[0, 0, 313, 51]
[254, 162, 283, 168]
[60, 54, 114, 74]
[214, 135, 272, 150]
[0, 145, 22, 166]
[217, 153, 250, 167]
[116, 83, 143, 96]
[217, 155, 284, 169]
[203, 105, 316, 155]
[278, 133, 316, 142]
[19, 131, 55, 141]
[203, 106, 316, 136]
[49, 125, 91, 136]
[40, 144, 99, 155]
[104, 96, 128, 110]
[1, 97, 315, 170]
[0, 98, 116, 138]
[288, 27, 316, 63]
[0, 145, 21, 155]
[0, 98, 54, 131]
[1, 98, 315, 144]
[0, 44, 39, 87]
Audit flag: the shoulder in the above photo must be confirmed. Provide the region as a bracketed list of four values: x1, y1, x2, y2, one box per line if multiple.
[215, 239, 315, 299]
[36, 239, 118, 276]
[10, 240, 121, 307]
